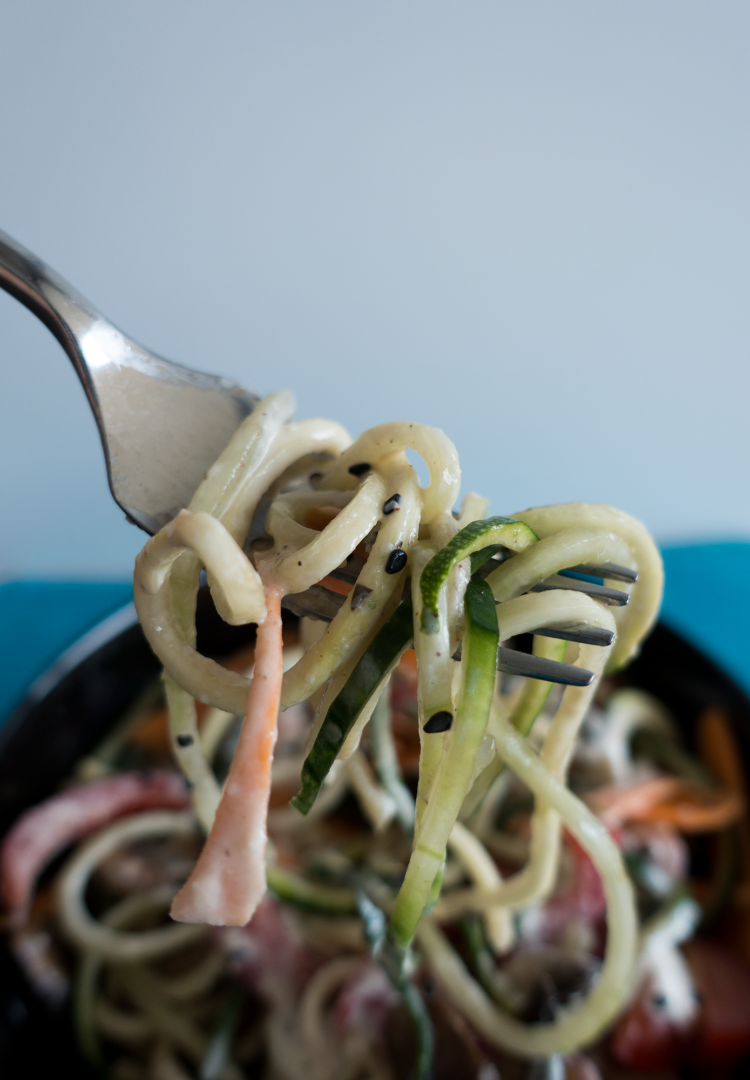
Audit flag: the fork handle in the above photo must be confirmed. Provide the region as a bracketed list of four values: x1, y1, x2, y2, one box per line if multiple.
[0, 229, 104, 412]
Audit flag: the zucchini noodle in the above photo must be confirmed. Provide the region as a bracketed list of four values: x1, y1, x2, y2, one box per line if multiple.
[57, 812, 204, 961]
[417, 709, 637, 1057]
[125, 392, 664, 1062]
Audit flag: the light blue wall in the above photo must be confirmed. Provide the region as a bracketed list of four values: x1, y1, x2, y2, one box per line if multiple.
[1, 2, 748, 576]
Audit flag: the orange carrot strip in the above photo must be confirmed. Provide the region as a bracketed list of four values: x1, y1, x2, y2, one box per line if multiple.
[589, 777, 682, 822]
[317, 575, 353, 598]
[647, 789, 744, 832]
[697, 708, 750, 881]
[590, 776, 744, 833]
[170, 585, 283, 926]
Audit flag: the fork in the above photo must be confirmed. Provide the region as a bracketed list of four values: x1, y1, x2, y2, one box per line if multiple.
[0, 229, 258, 535]
[0, 231, 635, 687]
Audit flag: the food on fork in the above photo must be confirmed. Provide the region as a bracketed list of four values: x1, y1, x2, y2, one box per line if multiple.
[3, 391, 750, 1079]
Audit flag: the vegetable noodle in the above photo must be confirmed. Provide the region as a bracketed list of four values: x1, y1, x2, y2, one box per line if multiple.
[12, 390, 750, 1079]
[130, 392, 660, 1057]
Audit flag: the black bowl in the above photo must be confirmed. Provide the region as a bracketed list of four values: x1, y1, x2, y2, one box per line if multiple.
[0, 606, 748, 1077]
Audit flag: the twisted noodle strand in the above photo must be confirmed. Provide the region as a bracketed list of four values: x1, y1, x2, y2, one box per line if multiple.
[125, 398, 664, 1062]
[419, 710, 637, 1057]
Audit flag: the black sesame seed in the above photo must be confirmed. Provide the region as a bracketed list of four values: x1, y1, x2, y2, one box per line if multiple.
[348, 462, 371, 478]
[385, 549, 408, 574]
[383, 494, 401, 515]
[424, 711, 453, 733]
[176, 734, 194, 747]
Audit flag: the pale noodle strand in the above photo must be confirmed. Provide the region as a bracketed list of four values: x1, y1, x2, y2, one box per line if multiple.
[510, 504, 663, 671]
[188, 390, 297, 521]
[271, 475, 386, 595]
[457, 492, 490, 527]
[265, 490, 352, 553]
[74, 886, 187, 1064]
[486, 526, 633, 606]
[419, 711, 637, 1057]
[163, 674, 221, 831]
[158, 408, 349, 823]
[447, 822, 513, 953]
[168, 390, 299, 645]
[57, 812, 204, 961]
[281, 466, 421, 707]
[343, 750, 398, 832]
[136, 423, 352, 714]
[136, 509, 266, 627]
[114, 964, 244, 1080]
[316, 421, 461, 524]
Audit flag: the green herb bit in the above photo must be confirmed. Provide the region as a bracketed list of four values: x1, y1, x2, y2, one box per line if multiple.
[402, 979, 435, 1080]
[199, 986, 244, 1080]
[420, 517, 537, 633]
[267, 865, 357, 913]
[460, 916, 519, 1011]
[469, 544, 504, 574]
[292, 598, 414, 815]
[370, 686, 416, 835]
[356, 890, 434, 1080]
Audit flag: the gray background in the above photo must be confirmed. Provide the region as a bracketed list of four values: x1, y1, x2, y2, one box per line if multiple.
[0, 2, 748, 577]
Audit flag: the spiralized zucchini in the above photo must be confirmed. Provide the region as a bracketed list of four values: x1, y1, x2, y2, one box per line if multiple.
[129, 390, 664, 1061]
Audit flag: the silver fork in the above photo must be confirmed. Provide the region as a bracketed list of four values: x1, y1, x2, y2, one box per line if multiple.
[0, 229, 257, 534]
[0, 231, 635, 687]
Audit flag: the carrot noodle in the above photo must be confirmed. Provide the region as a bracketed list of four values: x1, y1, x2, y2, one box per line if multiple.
[171, 584, 283, 926]
[589, 775, 745, 832]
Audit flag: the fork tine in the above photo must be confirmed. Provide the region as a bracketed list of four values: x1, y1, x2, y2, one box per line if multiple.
[531, 623, 615, 647]
[451, 642, 595, 686]
[530, 575, 630, 606]
[326, 553, 368, 585]
[281, 585, 345, 622]
[563, 562, 638, 584]
[496, 647, 595, 686]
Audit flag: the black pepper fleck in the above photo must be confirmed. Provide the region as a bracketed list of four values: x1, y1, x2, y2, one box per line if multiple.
[383, 494, 401, 515]
[385, 549, 408, 574]
[424, 711, 453, 733]
[176, 734, 194, 747]
[348, 462, 371, 478]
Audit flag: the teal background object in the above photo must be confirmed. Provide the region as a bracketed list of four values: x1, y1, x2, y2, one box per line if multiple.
[0, 581, 133, 724]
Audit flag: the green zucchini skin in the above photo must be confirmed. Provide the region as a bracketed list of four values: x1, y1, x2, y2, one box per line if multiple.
[291, 597, 414, 815]
[419, 517, 537, 633]
[266, 865, 357, 913]
[387, 577, 500, 953]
